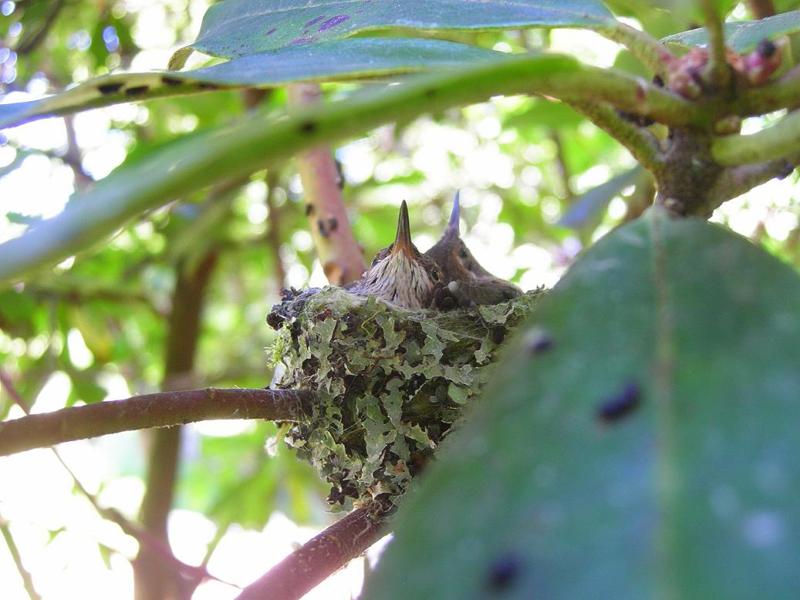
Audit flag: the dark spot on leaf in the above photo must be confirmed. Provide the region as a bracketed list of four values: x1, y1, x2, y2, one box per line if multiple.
[266, 27, 277, 36]
[525, 329, 553, 354]
[124, 85, 150, 97]
[486, 552, 522, 591]
[299, 120, 317, 134]
[161, 76, 183, 87]
[596, 382, 641, 423]
[305, 15, 326, 27]
[305, 204, 315, 216]
[97, 82, 124, 95]
[197, 82, 220, 90]
[319, 14, 350, 31]
[424, 88, 436, 99]
[757, 39, 777, 58]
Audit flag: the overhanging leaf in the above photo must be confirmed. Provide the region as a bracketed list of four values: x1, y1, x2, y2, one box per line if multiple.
[189, 0, 615, 58]
[0, 39, 501, 130]
[663, 10, 800, 52]
[366, 208, 800, 599]
[0, 53, 697, 286]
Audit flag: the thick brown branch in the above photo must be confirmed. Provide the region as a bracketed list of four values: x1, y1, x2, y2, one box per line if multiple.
[0, 388, 312, 458]
[237, 501, 389, 600]
[287, 83, 367, 285]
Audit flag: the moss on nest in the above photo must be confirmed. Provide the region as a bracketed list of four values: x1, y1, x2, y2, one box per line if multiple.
[267, 286, 543, 510]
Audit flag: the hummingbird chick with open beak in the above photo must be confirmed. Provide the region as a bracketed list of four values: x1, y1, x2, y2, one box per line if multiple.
[425, 192, 522, 310]
[347, 201, 442, 309]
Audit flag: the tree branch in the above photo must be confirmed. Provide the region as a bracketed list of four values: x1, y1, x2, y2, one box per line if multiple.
[740, 64, 800, 115]
[237, 501, 389, 600]
[0, 388, 312, 458]
[704, 156, 799, 214]
[288, 83, 366, 285]
[571, 102, 665, 175]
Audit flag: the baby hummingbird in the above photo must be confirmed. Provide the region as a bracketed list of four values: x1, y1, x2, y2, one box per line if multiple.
[347, 201, 442, 309]
[425, 192, 521, 309]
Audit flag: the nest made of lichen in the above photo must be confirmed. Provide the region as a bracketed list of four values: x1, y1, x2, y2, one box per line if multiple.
[267, 286, 543, 510]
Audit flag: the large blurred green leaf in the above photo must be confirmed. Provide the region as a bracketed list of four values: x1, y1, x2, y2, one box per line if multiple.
[664, 10, 800, 52]
[190, 0, 615, 58]
[366, 208, 800, 599]
[0, 39, 500, 130]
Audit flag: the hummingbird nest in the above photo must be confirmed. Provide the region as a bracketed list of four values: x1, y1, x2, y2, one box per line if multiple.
[267, 285, 543, 510]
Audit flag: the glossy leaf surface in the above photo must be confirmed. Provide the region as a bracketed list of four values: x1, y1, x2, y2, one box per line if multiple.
[0, 39, 500, 130]
[366, 208, 800, 599]
[190, 0, 614, 58]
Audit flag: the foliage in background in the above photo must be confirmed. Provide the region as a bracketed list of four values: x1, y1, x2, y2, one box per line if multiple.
[2, 0, 800, 597]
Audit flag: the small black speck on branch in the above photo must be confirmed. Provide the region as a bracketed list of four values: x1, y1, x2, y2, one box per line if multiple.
[299, 120, 318, 134]
[0, 387, 314, 457]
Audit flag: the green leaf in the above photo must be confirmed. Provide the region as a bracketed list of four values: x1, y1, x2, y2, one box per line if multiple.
[558, 165, 642, 229]
[663, 10, 800, 52]
[0, 53, 630, 287]
[190, 0, 614, 58]
[366, 208, 800, 599]
[0, 39, 501, 130]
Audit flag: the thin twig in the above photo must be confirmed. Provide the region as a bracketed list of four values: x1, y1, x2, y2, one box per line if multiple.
[571, 102, 665, 175]
[0, 388, 313, 458]
[0, 520, 41, 600]
[705, 155, 799, 214]
[701, 0, 731, 90]
[237, 501, 389, 600]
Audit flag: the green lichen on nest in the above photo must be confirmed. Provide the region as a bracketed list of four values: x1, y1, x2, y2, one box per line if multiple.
[267, 286, 544, 510]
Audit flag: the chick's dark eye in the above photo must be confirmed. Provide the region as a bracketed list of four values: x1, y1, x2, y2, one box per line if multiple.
[459, 247, 468, 259]
[431, 268, 440, 282]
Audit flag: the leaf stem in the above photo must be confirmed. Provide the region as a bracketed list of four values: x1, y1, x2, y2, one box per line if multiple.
[599, 22, 673, 77]
[0, 388, 312, 457]
[570, 102, 665, 174]
[700, 0, 731, 90]
[712, 109, 800, 165]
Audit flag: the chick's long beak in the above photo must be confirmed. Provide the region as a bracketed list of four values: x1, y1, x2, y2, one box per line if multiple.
[391, 200, 414, 257]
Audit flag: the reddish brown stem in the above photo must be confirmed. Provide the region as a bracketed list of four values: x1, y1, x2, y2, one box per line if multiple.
[287, 83, 366, 285]
[0, 387, 311, 458]
[747, 0, 776, 18]
[237, 502, 388, 600]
